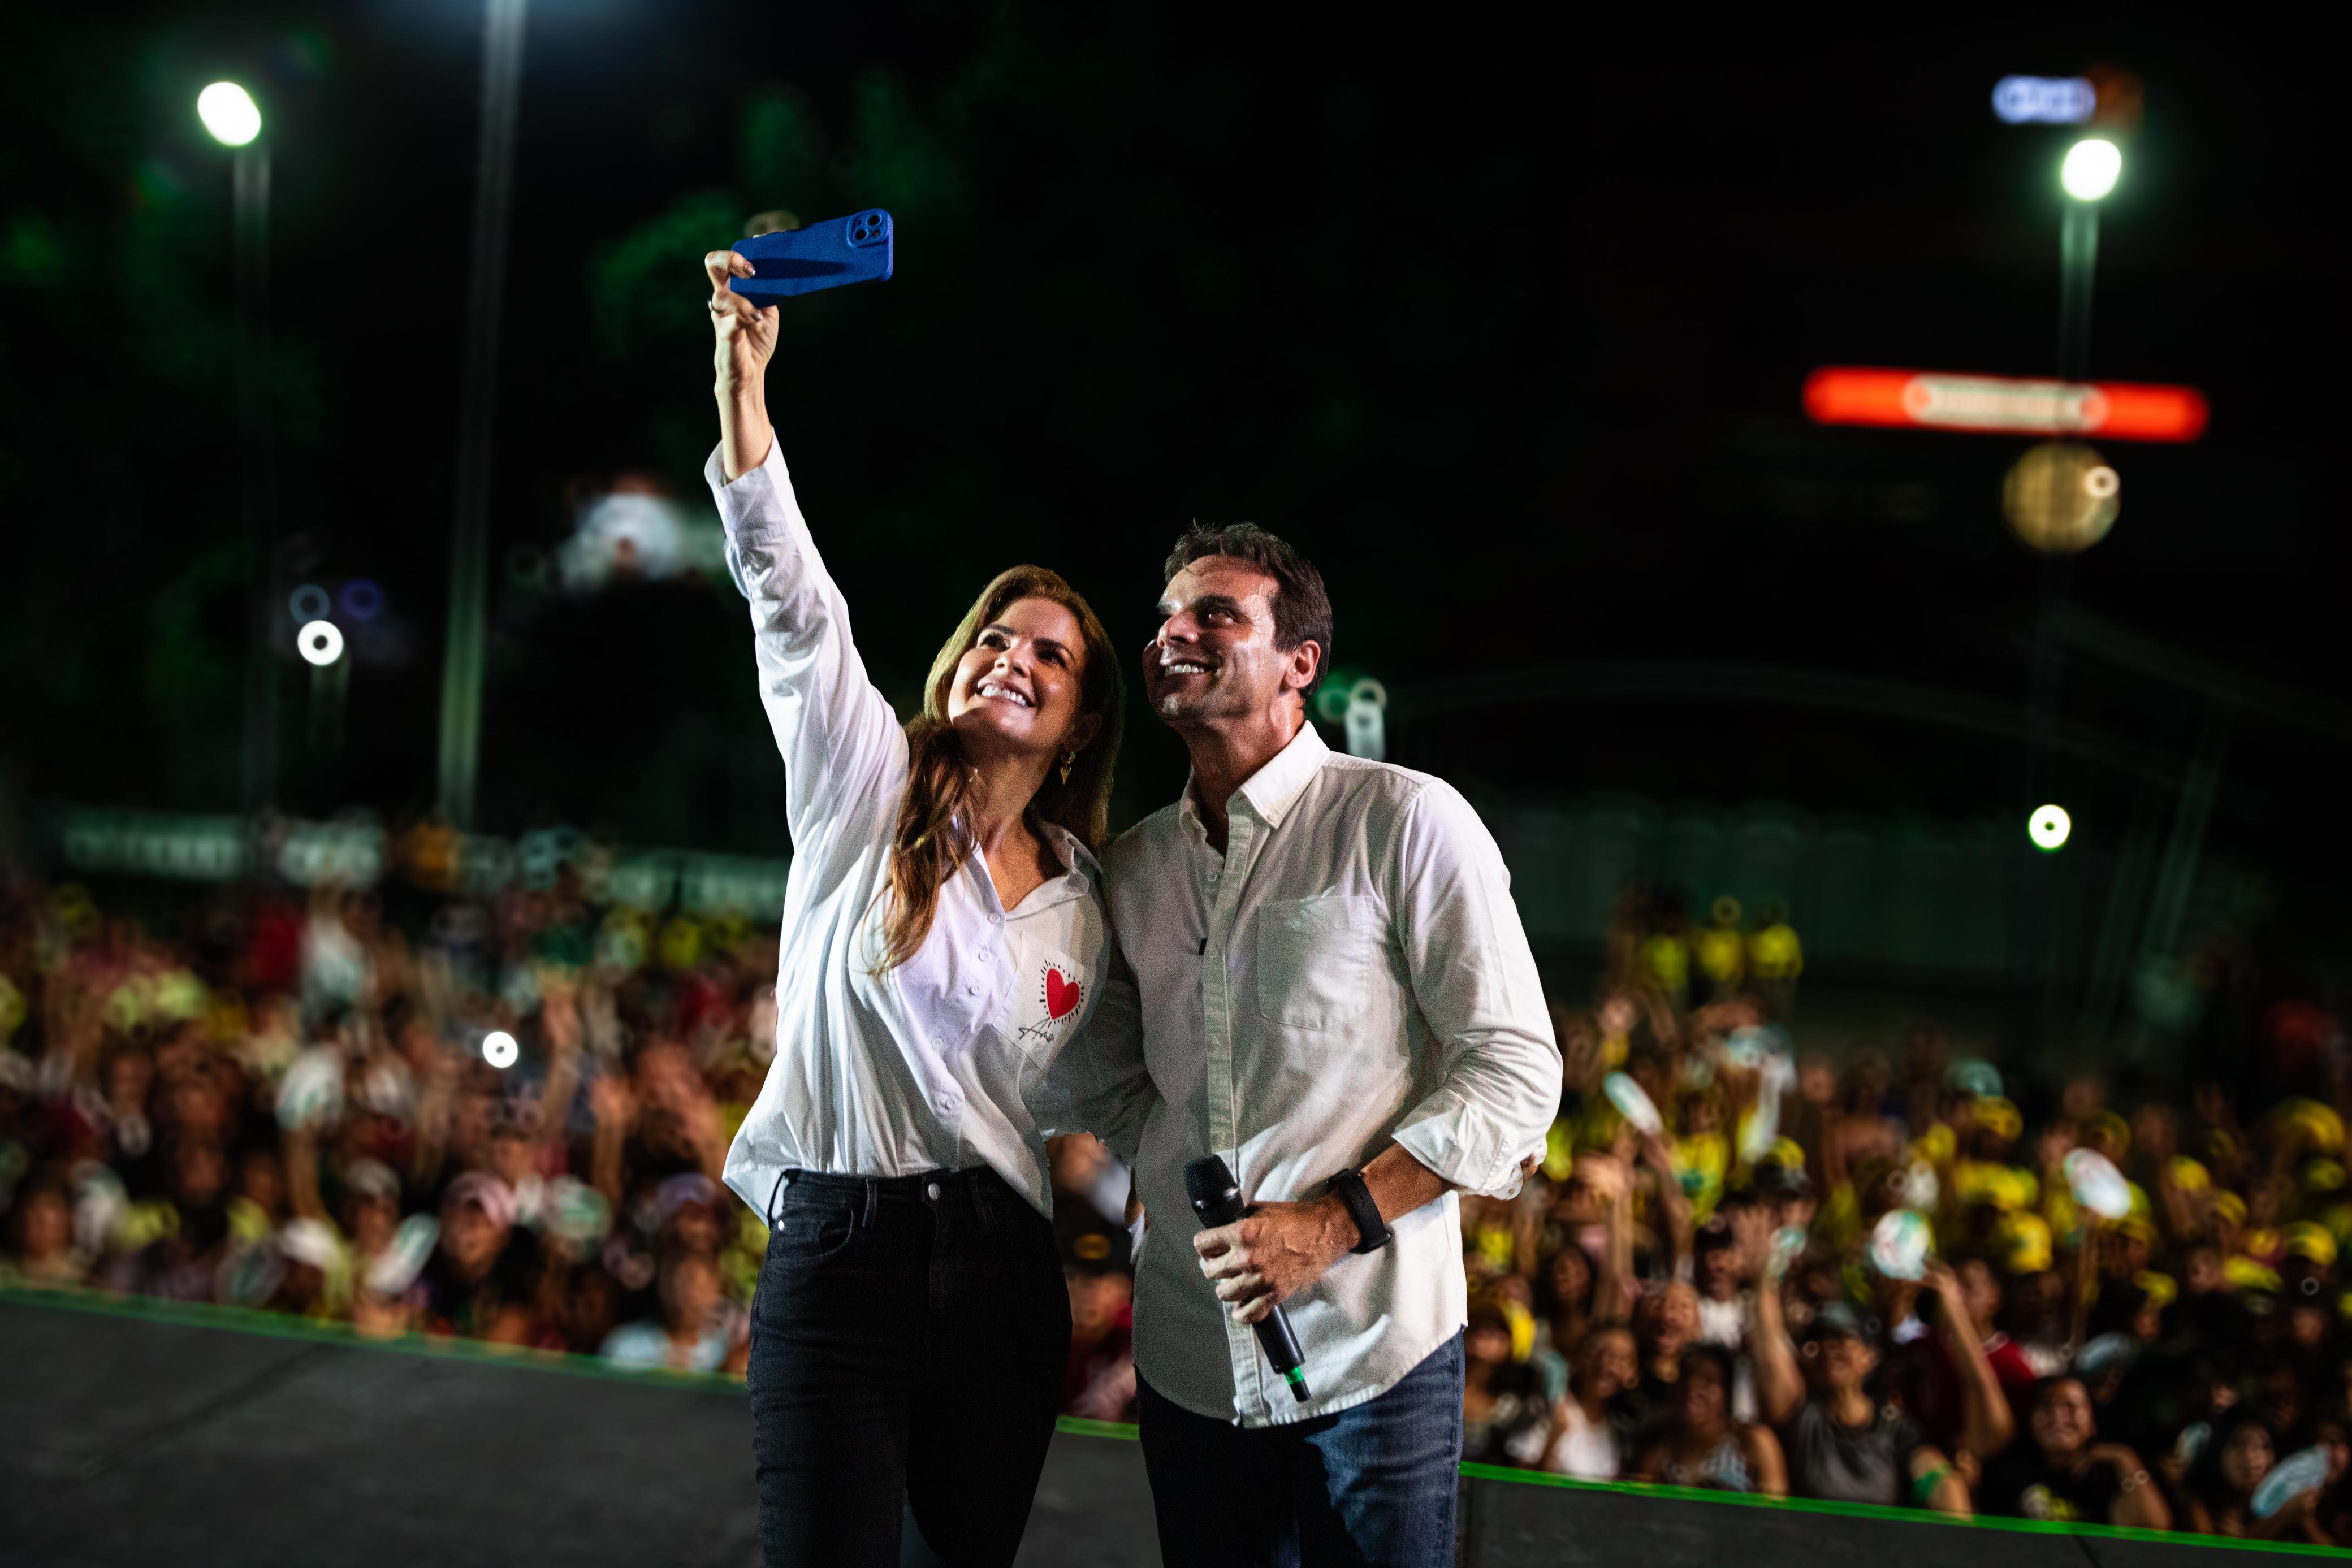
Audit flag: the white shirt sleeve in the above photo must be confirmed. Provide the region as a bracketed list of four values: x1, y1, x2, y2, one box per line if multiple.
[705, 437, 907, 863]
[1031, 931, 1156, 1168]
[1383, 781, 1562, 1197]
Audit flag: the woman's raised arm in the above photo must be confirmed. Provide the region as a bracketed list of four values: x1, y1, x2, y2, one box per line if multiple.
[701, 250, 905, 857]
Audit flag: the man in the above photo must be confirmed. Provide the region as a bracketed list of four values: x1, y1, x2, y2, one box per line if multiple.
[1043, 523, 1559, 1566]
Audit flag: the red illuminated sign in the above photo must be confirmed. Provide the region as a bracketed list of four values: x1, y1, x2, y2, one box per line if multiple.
[1804, 367, 2208, 443]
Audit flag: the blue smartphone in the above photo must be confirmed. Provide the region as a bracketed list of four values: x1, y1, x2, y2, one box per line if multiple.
[729, 210, 893, 305]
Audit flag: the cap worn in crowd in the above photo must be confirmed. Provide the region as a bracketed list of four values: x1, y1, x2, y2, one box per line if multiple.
[340, 1159, 402, 1204]
[652, 1172, 724, 1228]
[1804, 1300, 1870, 1342]
[2286, 1222, 2338, 1268]
[443, 1171, 518, 1229]
[1061, 1216, 1124, 1276]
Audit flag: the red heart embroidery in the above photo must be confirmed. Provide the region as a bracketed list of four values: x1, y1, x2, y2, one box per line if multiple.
[1045, 967, 1080, 1021]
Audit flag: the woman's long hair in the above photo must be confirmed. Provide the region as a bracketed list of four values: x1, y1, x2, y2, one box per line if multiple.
[875, 565, 1123, 972]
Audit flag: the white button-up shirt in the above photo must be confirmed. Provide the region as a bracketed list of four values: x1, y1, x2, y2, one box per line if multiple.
[706, 438, 1109, 1221]
[1039, 722, 1560, 1424]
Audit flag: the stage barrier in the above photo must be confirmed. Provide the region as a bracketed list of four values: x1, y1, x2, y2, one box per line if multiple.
[1, 1289, 2330, 1567]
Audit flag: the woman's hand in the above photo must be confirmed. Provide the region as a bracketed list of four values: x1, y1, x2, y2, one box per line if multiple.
[706, 250, 777, 395]
[706, 249, 778, 480]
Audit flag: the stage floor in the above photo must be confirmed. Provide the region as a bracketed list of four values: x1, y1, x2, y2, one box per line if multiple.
[1, 1292, 2323, 1567]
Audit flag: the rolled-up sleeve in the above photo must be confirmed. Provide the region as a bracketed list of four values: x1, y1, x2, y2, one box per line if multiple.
[1384, 780, 1561, 1197]
[705, 439, 904, 863]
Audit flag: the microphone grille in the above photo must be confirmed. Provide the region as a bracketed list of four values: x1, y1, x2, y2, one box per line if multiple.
[1183, 1155, 1236, 1208]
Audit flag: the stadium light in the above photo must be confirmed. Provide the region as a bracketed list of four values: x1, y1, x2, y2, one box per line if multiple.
[296, 620, 344, 667]
[2061, 138, 2122, 201]
[197, 82, 262, 147]
[2029, 804, 2072, 852]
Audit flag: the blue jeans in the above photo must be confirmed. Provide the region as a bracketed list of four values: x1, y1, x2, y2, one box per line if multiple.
[1138, 1332, 1464, 1568]
[746, 1166, 1069, 1567]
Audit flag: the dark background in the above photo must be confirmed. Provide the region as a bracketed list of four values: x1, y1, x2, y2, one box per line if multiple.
[1, 8, 2338, 938]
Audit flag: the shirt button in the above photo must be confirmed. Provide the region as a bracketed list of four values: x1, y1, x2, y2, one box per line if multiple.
[926, 1182, 941, 1201]
[989, 914, 1004, 927]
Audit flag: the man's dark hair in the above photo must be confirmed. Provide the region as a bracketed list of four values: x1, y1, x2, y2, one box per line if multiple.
[1163, 522, 1333, 701]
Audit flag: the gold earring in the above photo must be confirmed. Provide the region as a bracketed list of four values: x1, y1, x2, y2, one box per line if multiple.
[1058, 750, 1077, 785]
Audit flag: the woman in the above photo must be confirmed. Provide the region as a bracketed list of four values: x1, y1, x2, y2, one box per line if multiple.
[702, 250, 1125, 1567]
[598, 1246, 741, 1374]
[1632, 1344, 1787, 1496]
[2185, 1411, 2316, 1540]
[1532, 1242, 1597, 1402]
[1463, 1297, 1552, 1466]
[1977, 1375, 2168, 1528]
[1538, 1325, 1638, 1480]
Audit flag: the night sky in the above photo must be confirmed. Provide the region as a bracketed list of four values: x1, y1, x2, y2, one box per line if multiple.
[2, 10, 2340, 896]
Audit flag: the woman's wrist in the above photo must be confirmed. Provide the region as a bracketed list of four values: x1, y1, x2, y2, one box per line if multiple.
[716, 385, 773, 481]
[716, 374, 767, 417]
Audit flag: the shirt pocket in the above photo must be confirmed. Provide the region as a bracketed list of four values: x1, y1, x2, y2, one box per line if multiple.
[1254, 894, 1380, 1030]
[1009, 933, 1093, 1062]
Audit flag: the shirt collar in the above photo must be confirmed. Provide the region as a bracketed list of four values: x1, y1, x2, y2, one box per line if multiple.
[1031, 816, 1102, 885]
[952, 813, 1102, 896]
[1179, 720, 1330, 834]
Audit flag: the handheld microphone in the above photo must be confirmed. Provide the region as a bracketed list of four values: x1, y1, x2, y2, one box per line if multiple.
[1183, 1155, 1311, 1403]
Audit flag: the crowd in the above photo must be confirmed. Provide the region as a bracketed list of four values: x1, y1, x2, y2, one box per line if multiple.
[0, 869, 1144, 1411]
[1457, 890, 2352, 1544]
[3, 869, 2349, 1543]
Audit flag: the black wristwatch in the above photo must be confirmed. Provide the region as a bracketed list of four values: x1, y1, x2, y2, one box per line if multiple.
[1328, 1168, 1391, 1254]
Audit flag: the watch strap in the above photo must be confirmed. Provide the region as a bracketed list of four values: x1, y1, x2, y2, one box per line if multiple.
[1329, 1168, 1391, 1254]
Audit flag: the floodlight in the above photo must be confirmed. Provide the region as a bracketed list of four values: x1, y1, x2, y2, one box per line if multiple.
[197, 82, 262, 148]
[2061, 138, 2122, 201]
[296, 620, 344, 667]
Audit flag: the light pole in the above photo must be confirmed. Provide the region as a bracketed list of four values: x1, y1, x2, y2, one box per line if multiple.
[435, 0, 529, 830]
[199, 83, 280, 821]
[2015, 136, 2124, 1052]
[2056, 138, 2121, 382]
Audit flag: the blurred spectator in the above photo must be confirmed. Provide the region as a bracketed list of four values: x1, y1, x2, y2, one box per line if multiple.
[1753, 1294, 1966, 1511]
[422, 1172, 538, 1342]
[1978, 1375, 2169, 1527]
[1535, 1325, 1635, 1480]
[1463, 1297, 1550, 1465]
[598, 1246, 744, 1374]
[1631, 1344, 1787, 1495]
[2181, 1411, 2306, 1538]
[1060, 1222, 1136, 1422]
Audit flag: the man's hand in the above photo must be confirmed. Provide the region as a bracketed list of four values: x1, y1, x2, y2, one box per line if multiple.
[1194, 1196, 1355, 1326]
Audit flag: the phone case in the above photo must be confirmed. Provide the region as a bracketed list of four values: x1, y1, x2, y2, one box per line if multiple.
[729, 210, 893, 304]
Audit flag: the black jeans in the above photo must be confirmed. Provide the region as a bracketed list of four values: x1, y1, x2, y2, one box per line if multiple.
[1138, 1332, 1465, 1568]
[747, 1165, 1069, 1567]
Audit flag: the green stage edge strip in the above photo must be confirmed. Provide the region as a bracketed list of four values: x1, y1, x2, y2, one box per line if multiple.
[1455, 1462, 2348, 1557]
[5, 1286, 2340, 1557]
